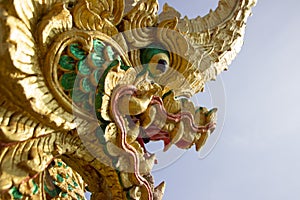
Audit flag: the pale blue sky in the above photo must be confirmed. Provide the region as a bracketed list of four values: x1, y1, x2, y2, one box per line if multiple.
[153, 0, 300, 200]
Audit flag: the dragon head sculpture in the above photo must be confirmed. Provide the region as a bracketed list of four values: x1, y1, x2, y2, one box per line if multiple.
[0, 0, 256, 199]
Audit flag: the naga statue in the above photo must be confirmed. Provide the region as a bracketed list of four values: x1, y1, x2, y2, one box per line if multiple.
[0, 0, 256, 199]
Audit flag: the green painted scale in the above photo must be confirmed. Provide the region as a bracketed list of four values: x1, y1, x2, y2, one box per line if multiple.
[58, 39, 130, 122]
[41, 38, 169, 199]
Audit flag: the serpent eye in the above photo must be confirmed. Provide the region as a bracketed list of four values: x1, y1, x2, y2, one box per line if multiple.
[140, 45, 170, 77]
[147, 53, 169, 77]
[157, 59, 168, 73]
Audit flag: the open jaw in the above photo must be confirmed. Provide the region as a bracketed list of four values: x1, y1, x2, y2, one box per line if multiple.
[111, 82, 217, 163]
[137, 96, 216, 154]
[95, 66, 218, 199]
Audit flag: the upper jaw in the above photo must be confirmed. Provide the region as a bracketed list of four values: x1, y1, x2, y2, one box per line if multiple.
[117, 78, 217, 158]
[108, 71, 217, 196]
[137, 94, 217, 152]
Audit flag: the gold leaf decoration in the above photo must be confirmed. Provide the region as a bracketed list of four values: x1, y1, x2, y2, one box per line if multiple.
[0, 135, 56, 191]
[176, 0, 257, 83]
[155, 24, 199, 95]
[104, 63, 126, 97]
[47, 159, 86, 199]
[0, 0, 256, 199]
[158, 3, 181, 23]
[13, 0, 38, 29]
[18, 76, 77, 129]
[0, 131, 82, 192]
[6, 16, 40, 75]
[73, 0, 121, 36]
[121, 0, 159, 47]
[73, 0, 103, 30]
[0, 95, 55, 143]
[37, 3, 73, 54]
[1, 6, 77, 130]
[13, 0, 74, 30]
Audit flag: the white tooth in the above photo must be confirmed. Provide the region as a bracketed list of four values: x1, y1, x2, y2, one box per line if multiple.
[139, 154, 156, 174]
[164, 122, 184, 152]
[141, 106, 156, 129]
[168, 123, 175, 131]
[195, 132, 210, 151]
[163, 123, 175, 132]
[129, 186, 141, 200]
[153, 114, 167, 129]
[106, 141, 122, 157]
[172, 122, 184, 144]
[181, 99, 195, 115]
[207, 108, 218, 123]
[104, 123, 118, 144]
[126, 121, 140, 144]
[120, 172, 133, 189]
[180, 130, 195, 148]
[131, 141, 144, 155]
[118, 95, 152, 116]
[154, 182, 166, 200]
[194, 107, 208, 126]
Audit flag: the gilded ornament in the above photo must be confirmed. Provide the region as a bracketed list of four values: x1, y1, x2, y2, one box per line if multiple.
[0, 0, 256, 199]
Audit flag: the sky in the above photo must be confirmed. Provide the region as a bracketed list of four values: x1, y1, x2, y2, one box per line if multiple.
[152, 0, 300, 200]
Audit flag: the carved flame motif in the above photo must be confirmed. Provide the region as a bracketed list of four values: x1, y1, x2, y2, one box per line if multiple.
[0, 0, 256, 199]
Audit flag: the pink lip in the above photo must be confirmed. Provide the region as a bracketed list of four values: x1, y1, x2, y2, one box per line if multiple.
[111, 84, 216, 199]
[134, 96, 216, 154]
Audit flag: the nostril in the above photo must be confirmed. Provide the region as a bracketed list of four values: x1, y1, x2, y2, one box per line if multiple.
[157, 59, 168, 73]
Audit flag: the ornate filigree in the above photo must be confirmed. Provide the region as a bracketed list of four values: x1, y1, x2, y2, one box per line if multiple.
[0, 0, 256, 199]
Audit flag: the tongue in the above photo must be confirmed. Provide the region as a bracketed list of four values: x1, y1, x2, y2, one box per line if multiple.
[145, 124, 193, 149]
[144, 125, 171, 147]
[175, 139, 192, 149]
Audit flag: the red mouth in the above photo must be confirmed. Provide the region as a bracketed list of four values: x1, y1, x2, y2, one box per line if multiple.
[135, 96, 216, 154]
[111, 84, 217, 199]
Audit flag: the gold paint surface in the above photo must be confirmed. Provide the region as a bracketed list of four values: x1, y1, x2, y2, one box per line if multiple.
[0, 0, 256, 199]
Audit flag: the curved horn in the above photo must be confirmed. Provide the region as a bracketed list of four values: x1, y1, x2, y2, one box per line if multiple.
[159, 0, 257, 83]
